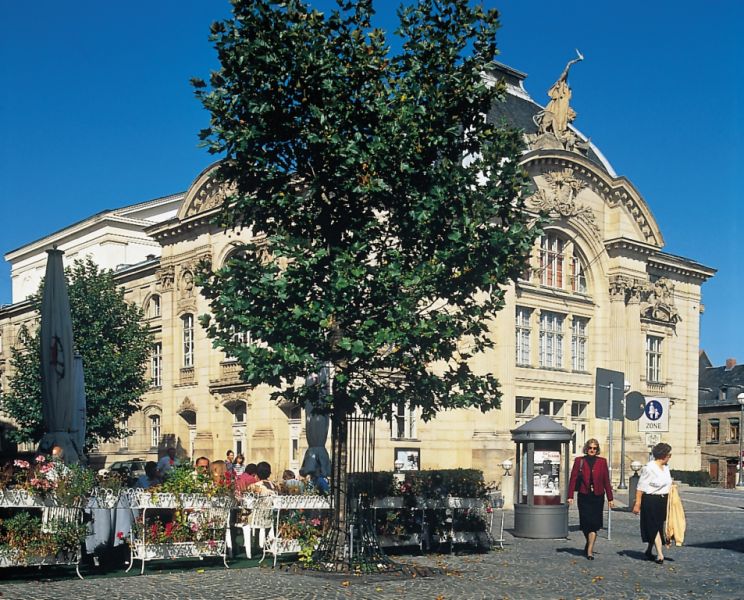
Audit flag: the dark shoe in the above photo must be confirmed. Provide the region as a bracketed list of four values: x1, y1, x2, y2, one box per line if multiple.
[644, 549, 654, 561]
[655, 558, 664, 565]
[587, 554, 594, 560]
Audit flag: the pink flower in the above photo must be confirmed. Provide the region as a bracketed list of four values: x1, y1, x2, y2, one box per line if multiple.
[35, 455, 46, 463]
[310, 518, 321, 527]
[207, 540, 217, 549]
[13, 459, 30, 469]
[39, 463, 53, 474]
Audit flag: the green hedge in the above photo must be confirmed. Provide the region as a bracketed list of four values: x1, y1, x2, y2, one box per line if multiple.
[670, 469, 713, 487]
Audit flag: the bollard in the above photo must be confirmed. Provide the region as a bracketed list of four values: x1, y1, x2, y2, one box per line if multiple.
[628, 472, 640, 511]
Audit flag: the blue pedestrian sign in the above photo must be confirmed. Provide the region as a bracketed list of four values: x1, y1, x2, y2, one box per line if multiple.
[644, 400, 663, 421]
[638, 397, 669, 432]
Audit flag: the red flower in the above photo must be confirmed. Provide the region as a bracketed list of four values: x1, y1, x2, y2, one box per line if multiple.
[117, 531, 125, 540]
[165, 522, 174, 537]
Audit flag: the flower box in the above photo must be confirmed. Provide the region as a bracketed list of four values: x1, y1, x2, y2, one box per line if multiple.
[372, 497, 406, 509]
[125, 490, 235, 510]
[130, 540, 226, 561]
[273, 495, 331, 510]
[0, 489, 54, 507]
[0, 549, 80, 569]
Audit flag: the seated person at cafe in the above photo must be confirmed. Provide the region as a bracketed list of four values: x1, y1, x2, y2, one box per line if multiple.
[135, 461, 160, 489]
[281, 469, 305, 494]
[301, 467, 330, 494]
[250, 461, 279, 495]
[194, 456, 210, 475]
[209, 460, 229, 486]
[235, 462, 259, 492]
[157, 447, 178, 477]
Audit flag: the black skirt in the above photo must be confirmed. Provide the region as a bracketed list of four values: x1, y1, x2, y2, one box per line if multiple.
[640, 493, 668, 544]
[577, 492, 604, 535]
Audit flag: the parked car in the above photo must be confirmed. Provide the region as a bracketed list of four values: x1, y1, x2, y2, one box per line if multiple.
[108, 459, 147, 486]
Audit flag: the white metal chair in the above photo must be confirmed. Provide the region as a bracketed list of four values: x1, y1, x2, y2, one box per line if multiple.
[241, 495, 274, 559]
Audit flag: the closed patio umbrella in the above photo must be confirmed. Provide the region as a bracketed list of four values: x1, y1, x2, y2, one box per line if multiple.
[38, 248, 82, 464]
[300, 364, 331, 478]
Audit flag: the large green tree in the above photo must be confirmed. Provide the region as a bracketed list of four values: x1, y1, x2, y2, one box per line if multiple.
[194, 0, 539, 567]
[1, 258, 152, 450]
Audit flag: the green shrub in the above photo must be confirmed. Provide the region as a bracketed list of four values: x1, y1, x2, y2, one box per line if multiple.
[670, 469, 713, 487]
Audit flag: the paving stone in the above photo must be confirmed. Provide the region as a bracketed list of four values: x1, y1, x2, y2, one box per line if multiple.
[1, 487, 742, 599]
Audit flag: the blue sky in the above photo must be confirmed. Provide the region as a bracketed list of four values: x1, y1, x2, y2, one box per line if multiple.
[1, 1, 742, 366]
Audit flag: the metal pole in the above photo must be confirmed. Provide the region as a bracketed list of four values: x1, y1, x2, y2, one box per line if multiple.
[607, 383, 613, 541]
[617, 392, 627, 489]
[738, 402, 744, 488]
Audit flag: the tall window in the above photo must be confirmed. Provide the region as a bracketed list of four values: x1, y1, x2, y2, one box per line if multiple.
[540, 234, 564, 288]
[392, 402, 416, 440]
[182, 314, 194, 367]
[645, 335, 662, 382]
[150, 342, 162, 388]
[571, 401, 588, 419]
[571, 317, 588, 371]
[119, 420, 129, 449]
[709, 419, 720, 443]
[729, 418, 740, 443]
[150, 415, 161, 448]
[149, 295, 161, 318]
[539, 311, 564, 369]
[570, 255, 587, 293]
[515, 307, 532, 366]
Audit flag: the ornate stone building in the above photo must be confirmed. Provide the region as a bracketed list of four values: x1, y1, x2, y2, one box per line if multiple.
[0, 61, 714, 481]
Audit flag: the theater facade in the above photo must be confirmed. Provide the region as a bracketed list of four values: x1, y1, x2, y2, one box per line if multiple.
[0, 62, 714, 481]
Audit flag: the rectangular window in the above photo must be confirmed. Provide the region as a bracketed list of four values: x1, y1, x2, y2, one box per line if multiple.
[571, 401, 588, 419]
[391, 402, 417, 440]
[151, 342, 162, 388]
[729, 418, 740, 443]
[539, 398, 565, 418]
[515, 307, 532, 366]
[571, 317, 588, 371]
[539, 311, 564, 369]
[709, 419, 720, 443]
[516, 396, 532, 416]
[119, 420, 129, 449]
[183, 315, 194, 367]
[150, 415, 161, 448]
[646, 335, 662, 382]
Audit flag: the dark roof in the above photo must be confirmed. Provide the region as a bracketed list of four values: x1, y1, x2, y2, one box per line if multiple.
[487, 63, 610, 174]
[699, 360, 744, 407]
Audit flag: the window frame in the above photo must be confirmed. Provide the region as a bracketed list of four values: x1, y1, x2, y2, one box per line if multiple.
[182, 314, 195, 368]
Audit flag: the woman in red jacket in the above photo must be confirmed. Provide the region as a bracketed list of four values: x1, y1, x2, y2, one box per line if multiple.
[567, 439, 615, 560]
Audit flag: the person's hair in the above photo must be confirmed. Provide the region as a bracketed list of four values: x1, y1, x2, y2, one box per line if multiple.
[282, 469, 295, 480]
[652, 442, 672, 460]
[195, 456, 210, 467]
[583, 439, 601, 455]
[51, 445, 64, 458]
[145, 461, 158, 477]
[256, 461, 272, 481]
[235, 454, 245, 464]
[226, 450, 234, 458]
[246, 463, 258, 476]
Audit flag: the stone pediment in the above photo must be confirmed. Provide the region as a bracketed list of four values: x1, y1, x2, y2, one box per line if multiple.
[177, 164, 235, 221]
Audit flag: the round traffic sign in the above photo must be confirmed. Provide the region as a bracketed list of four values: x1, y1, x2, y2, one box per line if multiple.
[645, 399, 663, 421]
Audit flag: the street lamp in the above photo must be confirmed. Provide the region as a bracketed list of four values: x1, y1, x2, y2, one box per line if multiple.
[737, 393, 744, 489]
[617, 380, 632, 489]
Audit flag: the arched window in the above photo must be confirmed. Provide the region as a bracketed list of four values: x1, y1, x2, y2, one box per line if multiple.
[148, 295, 161, 318]
[182, 314, 194, 367]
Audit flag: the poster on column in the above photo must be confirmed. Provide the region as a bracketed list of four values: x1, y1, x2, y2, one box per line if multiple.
[533, 450, 561, 496]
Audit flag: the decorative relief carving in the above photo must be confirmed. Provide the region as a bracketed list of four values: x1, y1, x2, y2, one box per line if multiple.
[528, 168, 598, 234]
[184, 177, 236, 218]
[640, 278, 681, 324]
[156, 266, 175, 292]
[608, 275, 629, 301]
[178, 397, 197, 415]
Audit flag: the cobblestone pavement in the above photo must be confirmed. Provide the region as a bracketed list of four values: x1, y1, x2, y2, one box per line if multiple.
[2, 487, 744, 600]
